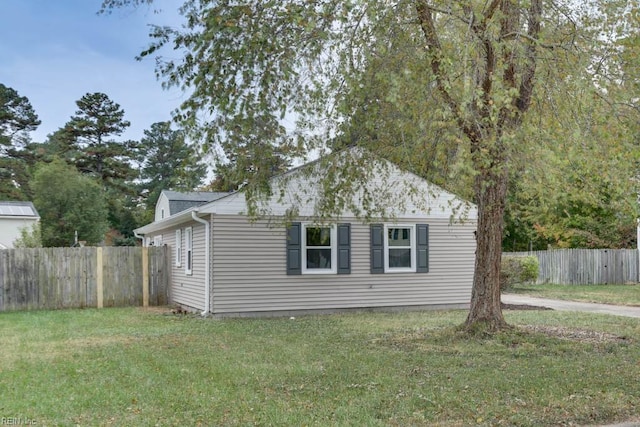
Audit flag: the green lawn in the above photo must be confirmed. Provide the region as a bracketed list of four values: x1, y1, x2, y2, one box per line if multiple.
[1, 307, 639, 426]
[507, 283, 640, 306]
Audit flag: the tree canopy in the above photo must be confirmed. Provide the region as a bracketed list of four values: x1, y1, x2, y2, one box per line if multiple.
[0, 83, 40, 148]
[0, 83, 41, 200]
[63, 92, 137, 185]
[32, 159, 109, 247]
[138, 121, 207, 220]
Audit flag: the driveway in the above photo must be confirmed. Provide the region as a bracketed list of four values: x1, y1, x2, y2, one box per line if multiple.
[502, 294, 640, 319]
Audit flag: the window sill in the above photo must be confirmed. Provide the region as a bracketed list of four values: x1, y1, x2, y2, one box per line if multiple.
[302, 269, 337, 275]
[384, 268, 417, 274]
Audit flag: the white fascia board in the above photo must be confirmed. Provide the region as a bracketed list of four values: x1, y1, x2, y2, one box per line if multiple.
[134, 207, 205, 235]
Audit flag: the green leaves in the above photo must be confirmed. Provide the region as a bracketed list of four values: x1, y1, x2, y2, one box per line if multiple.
[138, 121, 206, 215]
[32, 159, 109, 247]
[0, 83, 40, 148]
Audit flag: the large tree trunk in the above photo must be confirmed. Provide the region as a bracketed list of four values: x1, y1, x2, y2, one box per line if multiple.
[464, 164, 509, 331]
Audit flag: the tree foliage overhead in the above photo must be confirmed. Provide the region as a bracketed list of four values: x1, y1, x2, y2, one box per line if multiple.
[103, 0, 640, 330]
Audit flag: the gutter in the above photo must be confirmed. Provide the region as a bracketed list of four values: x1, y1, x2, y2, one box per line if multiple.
[191, 211, 211, 316]
[134, 231, 144, 246]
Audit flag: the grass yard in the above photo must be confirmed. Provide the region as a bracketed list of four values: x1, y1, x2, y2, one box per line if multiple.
[1, 307, 639, 426]
[507, 283, 640, 306]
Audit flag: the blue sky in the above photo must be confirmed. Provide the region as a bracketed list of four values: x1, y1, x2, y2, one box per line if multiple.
[0, 0, 185, 143]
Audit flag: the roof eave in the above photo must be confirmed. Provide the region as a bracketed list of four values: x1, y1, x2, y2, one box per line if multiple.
[134, 207, 208, 235]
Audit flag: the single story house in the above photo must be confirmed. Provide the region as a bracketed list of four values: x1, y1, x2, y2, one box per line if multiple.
[0, 201, 40, 249]
[134, 151, 478, 317]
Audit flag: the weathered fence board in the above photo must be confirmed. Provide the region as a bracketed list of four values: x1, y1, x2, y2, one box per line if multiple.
[504, 249, 640, 285]
[0, 247, 169, 312]
[148, 246, 170, 306]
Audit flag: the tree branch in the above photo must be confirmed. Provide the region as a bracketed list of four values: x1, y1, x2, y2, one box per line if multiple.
[515, 0, 542, 114]
[482, 0, 502, 22]
[415, 0, 479, 143]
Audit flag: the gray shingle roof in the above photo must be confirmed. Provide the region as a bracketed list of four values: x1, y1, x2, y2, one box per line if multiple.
[0, 201, 39, 218]
[162, 190, 230, 215]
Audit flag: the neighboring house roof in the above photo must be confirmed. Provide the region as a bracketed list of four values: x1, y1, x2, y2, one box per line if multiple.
[161, 190, 229, 216]
[0, 201, 40, 218]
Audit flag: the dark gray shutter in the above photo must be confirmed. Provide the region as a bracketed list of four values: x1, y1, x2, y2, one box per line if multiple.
[337, 223, 351, 274]
[416, 224, 429, 273]
[286, 222, 301, 275]
[370, 224, 384, 274]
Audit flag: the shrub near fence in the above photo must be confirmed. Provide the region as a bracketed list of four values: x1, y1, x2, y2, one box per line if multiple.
[504, 249, 640, 285]
[0, 246, 169, 312]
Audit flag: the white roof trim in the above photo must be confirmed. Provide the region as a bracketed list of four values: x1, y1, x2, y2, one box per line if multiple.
[134, 206, 206, 235]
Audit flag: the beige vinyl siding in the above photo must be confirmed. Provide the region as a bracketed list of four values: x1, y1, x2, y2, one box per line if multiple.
[211, 215, 475, 314]
[148, 219, 208, 311]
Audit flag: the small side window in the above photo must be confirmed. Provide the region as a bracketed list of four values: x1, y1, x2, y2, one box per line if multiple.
[175, 229, 182, 267]
[185, 227, 193, 275]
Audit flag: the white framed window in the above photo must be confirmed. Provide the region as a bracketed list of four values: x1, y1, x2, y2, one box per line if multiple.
[161, 209, 165, 219]
[185, 226, 193, 275]
[384, 224, 416, 273]
[301, 224, 337, 274]
[153, 235, 163, 247]
[175, 229, 182, 267]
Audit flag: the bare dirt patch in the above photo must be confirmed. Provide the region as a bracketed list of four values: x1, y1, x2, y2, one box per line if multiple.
[519, 325, 630, 344]
[502, 302, 553, 311]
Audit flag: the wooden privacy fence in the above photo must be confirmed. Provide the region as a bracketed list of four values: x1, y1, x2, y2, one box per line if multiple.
[504, 249, 640, 285]
[0, 246, 169, 312]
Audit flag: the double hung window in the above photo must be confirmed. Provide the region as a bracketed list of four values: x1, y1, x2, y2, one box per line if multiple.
[302, 225, 336, 274]
[371, 223, 429, 274]
[385, 225, 415, 272]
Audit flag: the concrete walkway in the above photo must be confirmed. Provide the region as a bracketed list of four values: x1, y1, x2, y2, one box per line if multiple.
[502, 294, 640, 318]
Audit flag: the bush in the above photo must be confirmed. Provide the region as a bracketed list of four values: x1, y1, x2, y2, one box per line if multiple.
[14, 223, 42, 248]
[500, 255, 539, 290]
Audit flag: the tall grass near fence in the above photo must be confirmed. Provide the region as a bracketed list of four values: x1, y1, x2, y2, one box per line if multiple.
[504, 249, 639, 285]
[0, 246, 169, 311]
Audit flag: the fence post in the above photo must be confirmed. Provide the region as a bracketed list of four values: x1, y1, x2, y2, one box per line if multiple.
[96, 247, 103, 309]
[142, 246, 149, 307]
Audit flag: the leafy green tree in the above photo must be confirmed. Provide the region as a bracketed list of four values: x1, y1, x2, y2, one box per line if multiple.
[103, 0, 639, 330]
[138, 121, 206, 214]
[207, 144, 292, 194]
[500, 2, 640, 251]
[0, 84, 41, 200]
[32, 159, 109, 247]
